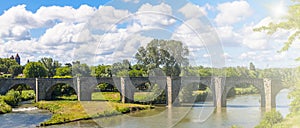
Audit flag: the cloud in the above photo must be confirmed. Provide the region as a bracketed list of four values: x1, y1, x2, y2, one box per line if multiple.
[39, 22, 91, 46]
[214, 0, 252, 26]
[87, 6, 130, 32]
[135, 3, 176, 27]
[122, 0, 139, 3]
[178, 3, 208, 19]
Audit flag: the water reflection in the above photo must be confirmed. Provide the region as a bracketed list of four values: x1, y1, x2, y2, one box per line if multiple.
[48, 90, 291, 128]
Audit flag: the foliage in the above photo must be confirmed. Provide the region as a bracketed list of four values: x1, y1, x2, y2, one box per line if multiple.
[72, 61, 91, 77]
[8, 65, 23, 77]
[55, 66, 72, 76]
[39, 57, 61, 78]
[53, 75, 72, 78]
[234, 85, 259, 95]
[179, 83, 198, 103]
[135, 39, 189, 76]
[4, 90, 21, 106]
[111, 59, 131, 77]
[254, 1, 300, 54]
[0, 96, 12, 114]
[91, 65, 112, 77]
[255, 110, 283, 128]
[0, 58, 19, 74]
[20, 90, 35, 101]
[51, 84, 77, 100]
[23, 62, 48, 78]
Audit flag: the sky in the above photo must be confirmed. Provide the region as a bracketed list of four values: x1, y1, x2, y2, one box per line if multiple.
[0, 0, 299, 68]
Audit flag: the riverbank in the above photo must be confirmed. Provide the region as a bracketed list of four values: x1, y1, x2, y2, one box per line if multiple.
[35, 101, 153, 126]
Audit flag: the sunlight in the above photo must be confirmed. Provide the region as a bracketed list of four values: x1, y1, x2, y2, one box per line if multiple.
[267, 0, 288, 18]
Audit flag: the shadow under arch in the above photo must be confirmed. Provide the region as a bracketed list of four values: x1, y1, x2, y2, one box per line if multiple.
[222, 77, 265, 107]
[45, 83, 78, 100]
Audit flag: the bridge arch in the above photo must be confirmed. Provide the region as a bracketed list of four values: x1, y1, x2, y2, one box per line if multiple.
[222, 77, 265, 107]
[45, 83, 78, 100]
[0, 78, 36, 95]
[91, 80, 120, 101]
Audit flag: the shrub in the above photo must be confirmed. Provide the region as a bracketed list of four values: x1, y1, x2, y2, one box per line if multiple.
[255, 110, 283, 128]
[4, 90, 21, 106]
[0, 96, 12, 114]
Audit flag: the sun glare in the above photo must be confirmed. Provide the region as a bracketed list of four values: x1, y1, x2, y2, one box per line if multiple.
[267, 0, 288, 18]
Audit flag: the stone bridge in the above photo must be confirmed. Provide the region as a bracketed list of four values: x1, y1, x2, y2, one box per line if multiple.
[0, 77, 287, 110]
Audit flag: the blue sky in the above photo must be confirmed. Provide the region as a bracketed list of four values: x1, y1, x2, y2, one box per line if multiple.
[0, 0, 298, 68]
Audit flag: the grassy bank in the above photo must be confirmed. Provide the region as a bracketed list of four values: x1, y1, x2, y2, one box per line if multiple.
[36, 101, 153, 126]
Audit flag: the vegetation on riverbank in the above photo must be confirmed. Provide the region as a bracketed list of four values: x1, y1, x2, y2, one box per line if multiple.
[35, 101, 153, 126]
[0, 96, 12, 114]
[0, 90, 35, 114]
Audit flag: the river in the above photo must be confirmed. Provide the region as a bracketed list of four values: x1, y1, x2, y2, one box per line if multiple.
[0, 89, 291, 128]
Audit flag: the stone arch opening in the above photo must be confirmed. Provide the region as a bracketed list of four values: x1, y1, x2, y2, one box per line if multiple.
[91, 82, 120, 101]
[46, 83, 78, 100]
[7, 83, 35, 102]
[223, 82, 264, 107]
[134, 81, 166, 104]
[178, 82, 214, 105]
[275, 88, 291, 116]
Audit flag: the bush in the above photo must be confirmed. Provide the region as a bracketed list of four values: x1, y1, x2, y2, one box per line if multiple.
[4, 90, 21, 106]
[21, 90, 35, 101]
[255, 110, 283, 128]
[0, 96, 12, 114]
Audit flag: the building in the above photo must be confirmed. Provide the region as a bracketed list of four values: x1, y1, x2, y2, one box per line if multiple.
[9, 53, 21, 65]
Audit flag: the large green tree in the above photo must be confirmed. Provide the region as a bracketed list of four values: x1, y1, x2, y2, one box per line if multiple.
[8, 65, 23, 77]
[72, 61, 91, 77]
[91, 65, 112, 77]
[39, 57, 61, 78]
[55, 66, 72, 77]
[0, 58, 19, 73]
[135, 39, 189, 76]
[23, 62, 48, 78]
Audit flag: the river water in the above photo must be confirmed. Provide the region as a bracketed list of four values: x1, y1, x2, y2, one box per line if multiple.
[0, 89, 291, 128]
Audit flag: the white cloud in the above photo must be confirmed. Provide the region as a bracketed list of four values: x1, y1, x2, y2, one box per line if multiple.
[178, 3, 207, 19]
[39, 22, 90, 46]
[135, 3, 176, 27]
[87, 6, 130, 32]
[122, 0, 139, 3]
[214, 0, 252, 26]
[36, 5, 96, 24]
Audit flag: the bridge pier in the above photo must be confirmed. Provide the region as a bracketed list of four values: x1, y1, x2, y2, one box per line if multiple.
[264, 78, 276, 111]
[214, 77, 224, 109]
[120, 77, 134, 103]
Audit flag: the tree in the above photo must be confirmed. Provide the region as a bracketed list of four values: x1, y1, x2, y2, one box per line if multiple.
[72, 61, 91, 77]
[111, 59, 131, 77]
[0, 58, 19, 73]
[91, 65, 112, 77]
[23, 62, 48, 78]
[55, 66, 72, 76]
[39, 57, 61, 78]
[254, 1, 300, 55]
[8, 65, 23, 77]
[135, 39, 189, 76]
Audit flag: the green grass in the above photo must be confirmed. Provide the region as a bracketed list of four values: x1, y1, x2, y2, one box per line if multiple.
[92, 92, 120, 101]
[53, 94, 78, 101]
[91, 92, 156, 102]
[36, 101, 153, 126]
